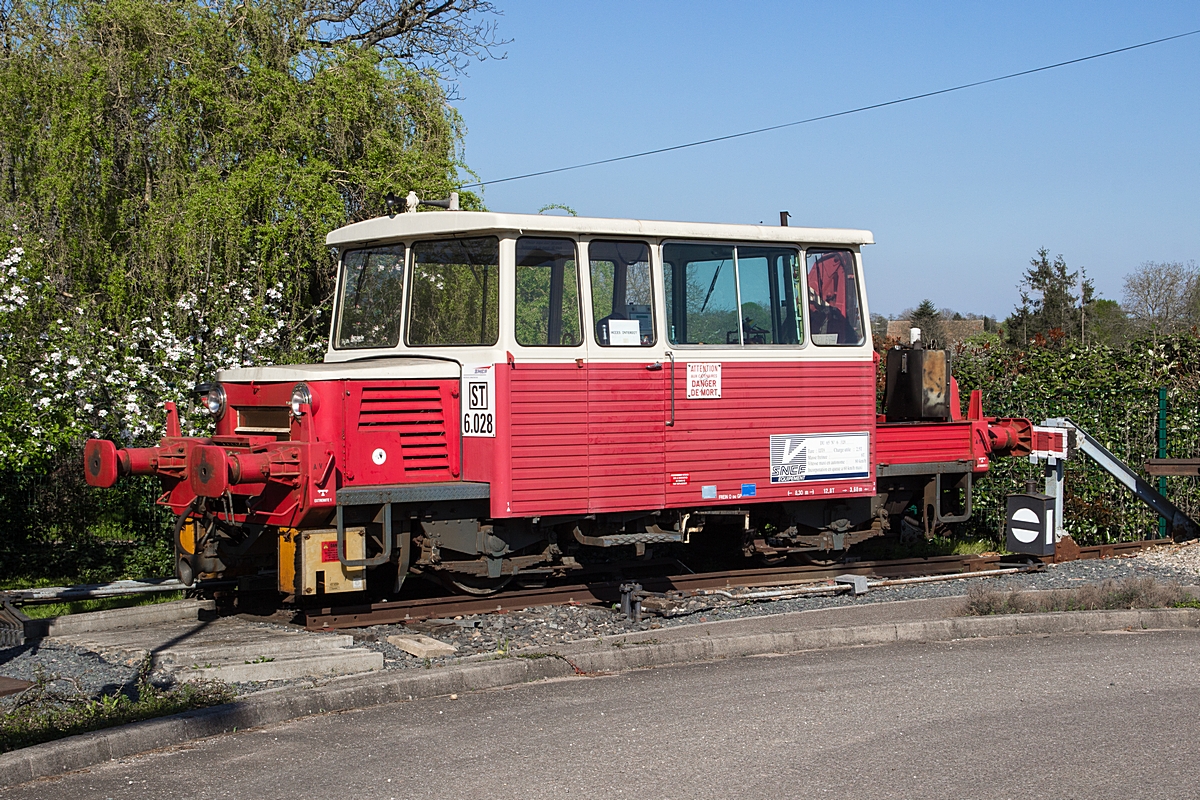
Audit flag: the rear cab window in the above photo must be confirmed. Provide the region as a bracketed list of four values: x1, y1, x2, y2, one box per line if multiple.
[806, 249, 865, 346]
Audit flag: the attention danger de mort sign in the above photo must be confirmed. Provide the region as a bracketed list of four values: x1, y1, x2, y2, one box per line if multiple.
[686, 362, 721, 399]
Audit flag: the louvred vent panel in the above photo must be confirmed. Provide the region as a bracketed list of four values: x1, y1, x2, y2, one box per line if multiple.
[358, 385, 450, 472]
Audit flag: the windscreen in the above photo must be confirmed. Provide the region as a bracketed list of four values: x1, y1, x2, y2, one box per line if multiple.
[335, 245, 406, 349]
[407, 237, 500, 346]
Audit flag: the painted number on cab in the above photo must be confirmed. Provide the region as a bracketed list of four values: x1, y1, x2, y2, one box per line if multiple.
[462, 365, 496, 438]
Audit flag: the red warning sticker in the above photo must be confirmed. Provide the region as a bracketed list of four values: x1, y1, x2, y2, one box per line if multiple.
[321, 541, 339, 563]
[670, 473, 690, 486]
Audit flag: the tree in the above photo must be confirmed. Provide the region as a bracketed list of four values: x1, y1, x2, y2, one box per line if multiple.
[1084, 298, 1129, 346]
[907, 299, 944, 347]
[1006, 248, 1092, 346]
[0, 0, 497, 580]
[302, 0, 507, 73]
[1122, 260, 1198, 340]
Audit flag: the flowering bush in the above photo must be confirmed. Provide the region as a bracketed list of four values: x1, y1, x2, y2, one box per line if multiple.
[0, 0, 479, 583]
[0, 240, 323, 469]
[0, 235, 327, 584]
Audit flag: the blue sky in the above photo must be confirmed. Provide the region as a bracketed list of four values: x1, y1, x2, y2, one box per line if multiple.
[451, 1, 1200, 319]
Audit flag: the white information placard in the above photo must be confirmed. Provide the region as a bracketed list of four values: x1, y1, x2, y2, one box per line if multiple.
[461, 365, 496, 437]
[607, 319, 642, 346]
[769, 432, 870, 483]
[686, 362, 721, 399]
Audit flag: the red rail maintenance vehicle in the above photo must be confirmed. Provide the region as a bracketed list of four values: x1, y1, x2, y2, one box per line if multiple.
[84, 202, 1033, 597]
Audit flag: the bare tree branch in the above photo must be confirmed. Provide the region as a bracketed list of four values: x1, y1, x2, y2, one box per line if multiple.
[301, 0, 507, 74]
[1122, 260, 1198, 338]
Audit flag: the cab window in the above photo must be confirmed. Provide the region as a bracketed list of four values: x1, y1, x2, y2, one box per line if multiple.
[663, 242, 804, 346]
[806, 249, 865, 346]
[736, 247, 803, 345]
[663, 243, 737, 345]
[589, 240, 655, 346]
[514, 237, 582, 347]
[407, 237, 500, 346]
[335, 245, 406, 349]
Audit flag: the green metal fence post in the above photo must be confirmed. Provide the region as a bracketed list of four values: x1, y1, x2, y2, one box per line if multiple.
[1158, 386, 1168, 538]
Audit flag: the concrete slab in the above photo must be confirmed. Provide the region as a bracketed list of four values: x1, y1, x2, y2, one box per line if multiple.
[31, 599, 215, 637]
[49, 617, 381, 683]
[387, 634, 457, 658]
[182, 649, 384, 683]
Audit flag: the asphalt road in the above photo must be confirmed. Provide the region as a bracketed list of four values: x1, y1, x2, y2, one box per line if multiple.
[7, 629, 1200, 799]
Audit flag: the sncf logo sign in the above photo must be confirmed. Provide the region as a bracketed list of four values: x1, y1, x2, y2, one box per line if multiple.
[769, 432, 870, 483]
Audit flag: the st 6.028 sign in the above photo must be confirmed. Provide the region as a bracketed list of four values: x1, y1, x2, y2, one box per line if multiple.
[461, 365, 496, 437]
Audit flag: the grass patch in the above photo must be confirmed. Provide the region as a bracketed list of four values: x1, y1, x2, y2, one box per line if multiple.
[0, 658, 233, 753]
[854, 535, 1000, 561]
[949, 539, 1000, 556]
[962, 576, 1194, 616]
[18, 591, 185, 620]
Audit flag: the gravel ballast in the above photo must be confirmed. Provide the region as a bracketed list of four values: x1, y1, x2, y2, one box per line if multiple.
[3, 542, 1199, 697]
[347, 544, 1200, 668]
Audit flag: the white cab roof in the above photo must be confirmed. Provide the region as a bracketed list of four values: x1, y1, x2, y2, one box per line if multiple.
[219, 358, 460, 383]
[326, 211, 874, 247]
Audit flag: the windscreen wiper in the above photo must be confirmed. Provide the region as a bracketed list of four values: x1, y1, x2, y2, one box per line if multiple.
[699, 260, 726, 313]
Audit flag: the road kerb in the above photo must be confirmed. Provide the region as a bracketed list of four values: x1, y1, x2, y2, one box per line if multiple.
[2, 606, 1197, 788]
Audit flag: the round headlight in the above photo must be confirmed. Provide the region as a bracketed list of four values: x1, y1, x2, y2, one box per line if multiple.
[204, 384, 227, 420]
[290, 383, 312, 417]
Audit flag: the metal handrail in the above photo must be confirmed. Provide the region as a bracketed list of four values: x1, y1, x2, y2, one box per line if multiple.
[666, 351, 675, 427]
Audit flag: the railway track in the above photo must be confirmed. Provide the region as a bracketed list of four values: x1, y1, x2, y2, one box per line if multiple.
[301, 538, 1168, 631]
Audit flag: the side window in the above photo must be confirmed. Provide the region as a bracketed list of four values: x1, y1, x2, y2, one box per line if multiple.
[589, 240, 655, 346]
[664, 243, 738, 345]
[514, 237, 582, 347]
[735, 247, 803, 345]
[335, 245, 406, 349]
[806, 249, 865, 346]
[663, 243, 804, 346]
[407, 237, 499, 346]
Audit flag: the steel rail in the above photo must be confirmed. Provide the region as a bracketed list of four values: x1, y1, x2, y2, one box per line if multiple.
[301, 539, 1171, 631]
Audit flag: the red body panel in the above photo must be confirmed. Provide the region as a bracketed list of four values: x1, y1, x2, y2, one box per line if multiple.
[341, 381, 459, 486]
[491, 358, 878, 517]
[664, 360, 877, 504]
[588, 362, 666, 513]
[507, 363, 589, 515]
[876, 419, 992, 472]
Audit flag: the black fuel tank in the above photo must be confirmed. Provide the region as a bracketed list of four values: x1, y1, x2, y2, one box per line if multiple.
[884, 345, 951, 422]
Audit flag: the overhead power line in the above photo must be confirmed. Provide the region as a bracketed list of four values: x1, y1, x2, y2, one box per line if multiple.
[461, 28, 1200, 189]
